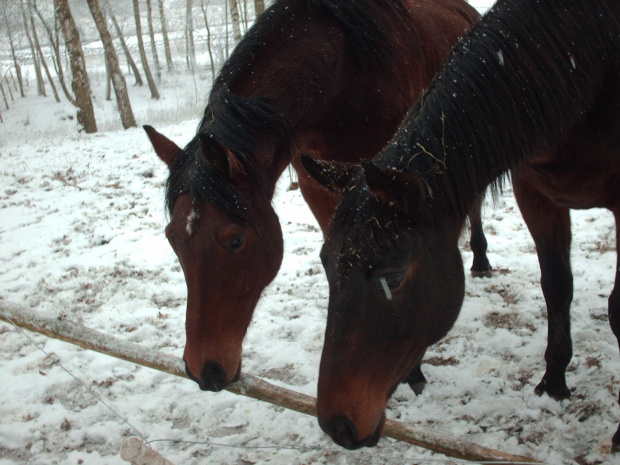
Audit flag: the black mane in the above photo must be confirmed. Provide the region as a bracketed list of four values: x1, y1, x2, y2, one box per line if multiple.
[334, 0, 619, 259]
[165, 0, 413, 220]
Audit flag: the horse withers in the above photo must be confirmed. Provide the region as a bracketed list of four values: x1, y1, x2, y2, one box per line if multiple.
[145, 0, 481, 392]
[304, 0, 620, 451]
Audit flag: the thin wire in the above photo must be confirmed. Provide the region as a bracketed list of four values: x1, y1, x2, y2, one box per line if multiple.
[5, 318, 545, 465]
[145, 438, 544, 465]
[5, 316, 148, 443]
[146, 438, 319, 452]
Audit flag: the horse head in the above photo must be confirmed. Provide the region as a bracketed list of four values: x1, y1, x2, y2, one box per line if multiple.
[146, 125, 283, 391]
[303, 154, 465, 449]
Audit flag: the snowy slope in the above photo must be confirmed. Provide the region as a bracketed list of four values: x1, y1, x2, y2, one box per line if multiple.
[2, 2, 620, 464]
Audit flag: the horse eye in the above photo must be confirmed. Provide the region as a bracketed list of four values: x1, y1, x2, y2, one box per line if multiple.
[228, 234, 246, 252]
[381, 272, 405, 290]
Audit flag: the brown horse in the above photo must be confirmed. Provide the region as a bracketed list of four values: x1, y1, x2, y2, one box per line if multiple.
[303, 0, 620, 451]
[144, 0, 482, 392]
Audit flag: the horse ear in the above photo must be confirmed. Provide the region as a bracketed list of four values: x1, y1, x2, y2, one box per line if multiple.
[301, 153, 354, 192]
[362, 160, 426, 214]
[143, 125, 182, 169]
[198, 133, 246, 180]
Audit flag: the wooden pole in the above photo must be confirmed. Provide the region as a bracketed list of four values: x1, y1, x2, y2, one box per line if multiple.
[0, 302, 539, 463]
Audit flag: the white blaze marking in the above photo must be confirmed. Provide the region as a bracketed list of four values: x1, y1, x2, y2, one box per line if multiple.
[380, 277, 393, 301]
[186, 209, 199, 236]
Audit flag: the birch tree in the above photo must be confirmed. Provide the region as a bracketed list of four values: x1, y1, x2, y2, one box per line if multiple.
[87, 0, 136, 129]
[133, 0, 160, 99]
[229, 0, 242, 45]
[28, 2, 60, 102]
[158, 0, 173, 72]
[22, 0, 45, 96]
[200, 0, 216, 81]
[145, 0, 161, 82]
[185, 0, 197, 71]
[55, 0, 97, 133]
[32, 0, 75, 104]
[1, 2, 25, 97]
[254, 0, 265, 16]
[104, 1, 143, 87]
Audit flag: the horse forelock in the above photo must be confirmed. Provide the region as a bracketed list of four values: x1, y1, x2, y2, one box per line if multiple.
[329, 172, 412, 284]
[165, 138, 250, 223]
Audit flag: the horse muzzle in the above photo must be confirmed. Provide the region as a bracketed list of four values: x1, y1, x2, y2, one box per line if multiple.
[319, 412, 385, 450]
[184, 358, 242, 392]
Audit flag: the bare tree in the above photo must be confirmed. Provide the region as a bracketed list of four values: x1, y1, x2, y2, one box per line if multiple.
[254, 0, 265, 16]
[32, 0, 76, 104]
[1, 2, 25, 97]
[22, 0, 45, 96]
[133, 0, 160, 99]
[28, 2, 60, 102]
[185, 0, 197, 71]
[145, 0, 161, 81]
[157, 0, 173, 72]
[200, 0, 216, 81]
[104, 1, 143, 87]
[87, 0, 136, 129]
[229, 0, 242, 45]
[55, 0, 97, 133]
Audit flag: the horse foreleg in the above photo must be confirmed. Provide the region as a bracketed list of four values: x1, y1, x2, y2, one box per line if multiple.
[403, 362, 427, 395]
[514, 175, 573, 399]
[609, 210, 620, 452]
[469, 194, 492, 277]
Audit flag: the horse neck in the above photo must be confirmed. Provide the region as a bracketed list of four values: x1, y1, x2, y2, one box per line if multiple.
[385, 0, 618, 221]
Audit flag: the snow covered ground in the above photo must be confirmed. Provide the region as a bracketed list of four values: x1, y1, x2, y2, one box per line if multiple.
[1, 2, 620, 465]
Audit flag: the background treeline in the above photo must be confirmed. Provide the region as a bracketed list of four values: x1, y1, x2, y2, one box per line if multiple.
[0, 0, 268, 130]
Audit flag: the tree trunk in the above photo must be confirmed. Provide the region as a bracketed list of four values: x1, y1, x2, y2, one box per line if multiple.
[200, 0, 215, 82]
[254, 0, 264, 16]
[105, 60, 112, 101]
[55, 0, 97, 133]
[29, 7, 60, 102]
[32, 0, 76, 105]
[0, 81, 9, 110]
[229, 0, 242, 45]
[185, 0, 197, 72]
[157, 0, 173, 72]
[145, 0, 161, 82]
[224, 0, 229, 57]
[87, 0, 136, 128]
[2, 11, 25, 98]
[133, 0, 160, 99]
[22, 0, 45, 96]
[105, 1, 143, 87]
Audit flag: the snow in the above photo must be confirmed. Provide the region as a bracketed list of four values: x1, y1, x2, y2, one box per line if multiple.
[1, 1, 620, 464]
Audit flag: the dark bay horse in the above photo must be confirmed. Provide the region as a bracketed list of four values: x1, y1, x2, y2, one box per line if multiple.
[144, 0, 483, 392]
[303, 0, 620, 451]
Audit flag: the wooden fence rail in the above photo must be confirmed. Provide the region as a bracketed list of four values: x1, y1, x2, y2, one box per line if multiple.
[0, 302, 539, 463]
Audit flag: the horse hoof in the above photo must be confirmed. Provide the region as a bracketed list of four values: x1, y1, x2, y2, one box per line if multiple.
[535, 379, 571, 400]
[408, 380, 427, 396]
[470, 267, 493, 278]
[612, 427, 620, 453]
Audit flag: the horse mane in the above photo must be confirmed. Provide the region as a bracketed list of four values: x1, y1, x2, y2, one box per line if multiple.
[165, 0, 416, 220]
[332, 0, 619, 269]
[383, 0, 618, 217]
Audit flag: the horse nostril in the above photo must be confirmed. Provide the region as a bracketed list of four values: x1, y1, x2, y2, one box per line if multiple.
[200, 362, 228, 392]
[323, 415, 361, 450]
